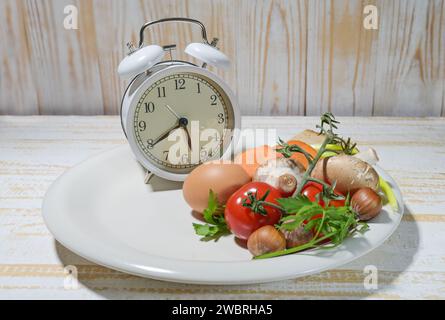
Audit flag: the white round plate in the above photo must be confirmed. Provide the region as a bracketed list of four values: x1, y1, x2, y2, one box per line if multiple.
[42, 145, 404, 285]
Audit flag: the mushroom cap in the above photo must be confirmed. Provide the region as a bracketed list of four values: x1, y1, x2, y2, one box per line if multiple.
[312, 155, 379, 194]
[253, 158, 305, 189]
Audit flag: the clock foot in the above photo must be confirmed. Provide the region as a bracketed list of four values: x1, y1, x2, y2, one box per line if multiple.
[144, 170, 154, 184]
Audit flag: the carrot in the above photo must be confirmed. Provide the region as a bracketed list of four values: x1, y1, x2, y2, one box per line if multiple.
[234, 145, 282, 178]
[286, 140, 317, 169]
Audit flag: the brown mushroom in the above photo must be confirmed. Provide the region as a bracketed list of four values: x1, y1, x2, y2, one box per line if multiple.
[311, 155, 379, 195]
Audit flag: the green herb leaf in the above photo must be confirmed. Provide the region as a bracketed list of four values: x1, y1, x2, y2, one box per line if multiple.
[193, 223, 230, 242]
[193, 190, 230, 242]
[277, 195, 315, 214]
[202, 190, 220, 225]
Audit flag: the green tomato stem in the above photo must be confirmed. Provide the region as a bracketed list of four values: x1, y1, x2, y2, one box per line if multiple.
[293, 134, 334, 197]
[255, 200, 285, 212]
[306, 177, 333, 191]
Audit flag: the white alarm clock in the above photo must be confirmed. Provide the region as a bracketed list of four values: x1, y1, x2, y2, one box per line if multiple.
[118, 18, 240, 182]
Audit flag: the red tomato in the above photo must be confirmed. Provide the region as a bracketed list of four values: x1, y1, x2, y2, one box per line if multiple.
[301, 182, 323, 202]
[301, 182, 345, 208]
[224, 182, 282, 240]
[300, 183, 344, 244]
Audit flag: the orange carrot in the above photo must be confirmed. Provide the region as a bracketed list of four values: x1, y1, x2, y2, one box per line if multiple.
[234, 145, 282, 178]
[286, 140, 317, 169]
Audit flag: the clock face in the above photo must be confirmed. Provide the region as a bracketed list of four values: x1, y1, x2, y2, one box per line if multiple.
[133, 72, 235, 174]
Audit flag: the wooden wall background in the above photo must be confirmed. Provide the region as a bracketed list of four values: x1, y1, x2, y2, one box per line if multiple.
[0, 0, 444, 116]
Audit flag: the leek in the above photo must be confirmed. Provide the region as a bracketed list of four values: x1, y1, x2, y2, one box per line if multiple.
[379, 176, 399, 212]
[311, 144, 359, 158]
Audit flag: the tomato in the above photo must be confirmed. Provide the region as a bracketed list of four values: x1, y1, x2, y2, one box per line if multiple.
[299, 182, 344, 244]
[301, 182, 323, 203]
[224, 182, 282, 240]
[300, 182, 344, 243]
[301, 182, 345, 208]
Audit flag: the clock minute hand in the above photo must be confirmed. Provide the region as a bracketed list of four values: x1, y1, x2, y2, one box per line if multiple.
[151, 122, 181, 147]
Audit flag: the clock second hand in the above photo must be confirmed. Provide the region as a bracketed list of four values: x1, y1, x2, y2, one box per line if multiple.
[164, 104, 181, 120]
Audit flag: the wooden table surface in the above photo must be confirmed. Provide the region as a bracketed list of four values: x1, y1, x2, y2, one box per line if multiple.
[1, 116, 444, 300]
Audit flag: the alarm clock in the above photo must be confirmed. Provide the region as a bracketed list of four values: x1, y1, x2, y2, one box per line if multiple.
[118, 18, 240, 182]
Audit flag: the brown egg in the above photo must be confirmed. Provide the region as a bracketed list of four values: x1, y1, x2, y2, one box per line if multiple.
[183, 162, 251, 213]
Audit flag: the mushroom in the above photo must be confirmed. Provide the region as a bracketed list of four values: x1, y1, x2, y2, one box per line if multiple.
[253, 158, 305, 197]
[354, 148, 379, 166]
[312, 154, 379, 195]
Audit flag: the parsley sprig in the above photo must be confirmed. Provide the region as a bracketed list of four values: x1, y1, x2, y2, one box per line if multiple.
[193, 190, 231, 241]
[254, 195, 369, 259]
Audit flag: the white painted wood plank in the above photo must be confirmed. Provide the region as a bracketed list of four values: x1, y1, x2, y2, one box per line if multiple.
[2, 0, 443, 116]
[235, 0, 307, 115]
[305, 0, 445, 116]
[0, 0, 38, 115]
[22, 0, 104, 115]
[372, 0, 445, 116]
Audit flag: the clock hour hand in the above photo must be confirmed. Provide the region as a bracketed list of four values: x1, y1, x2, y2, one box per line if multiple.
[179, 122, 192, 151]
[182, 127, 192, 151]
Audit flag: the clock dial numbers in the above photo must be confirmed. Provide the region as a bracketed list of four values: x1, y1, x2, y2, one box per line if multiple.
[138, 120, 147, 131]
[217, 113, 225, 124]
[133, 73, 234, 174]
[144, 102, 155, 113]
[210, 95, 218, 106]
[157, 87, 166, 98]
[175, 79, 186, 90]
